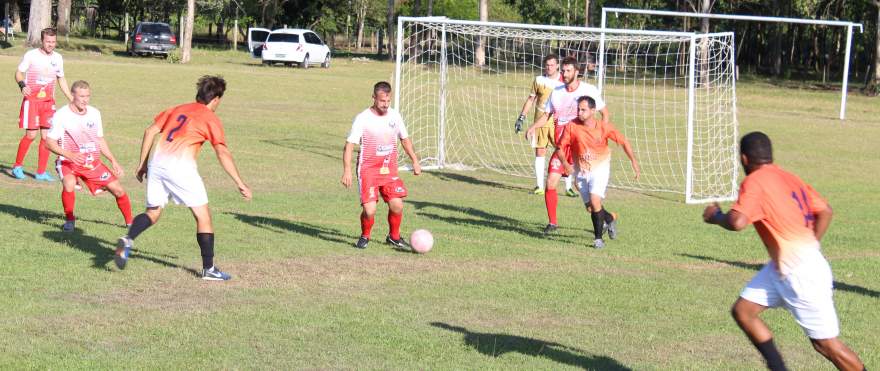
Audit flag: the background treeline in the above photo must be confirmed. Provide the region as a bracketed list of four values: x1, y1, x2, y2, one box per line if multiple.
[4, 0, 878, 92]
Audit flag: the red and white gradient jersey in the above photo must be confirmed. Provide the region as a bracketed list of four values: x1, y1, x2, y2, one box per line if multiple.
[47, 105, 104, 171]
[17, 48, 65, 102]
[347, 107, 409, 181]
[149, 102, 226, 170]
[544, 82, 605, 127]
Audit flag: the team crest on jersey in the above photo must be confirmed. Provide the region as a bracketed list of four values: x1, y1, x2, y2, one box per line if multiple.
[86, 121, 95, 129]
[100, 172, 110, 180]
[395, 187, 404, 193]
[388, 120, 397, 129]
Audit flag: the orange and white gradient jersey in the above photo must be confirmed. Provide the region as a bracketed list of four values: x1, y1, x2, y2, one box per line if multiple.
[731, 164, 830, 276]
[149, 102, 226, 170]
[17, 48, 64, 102]
[47, 105, 103, 171]
[347, 107, 409, 182]
[531, 74, 564, 124]
[558, 118, 626, 174]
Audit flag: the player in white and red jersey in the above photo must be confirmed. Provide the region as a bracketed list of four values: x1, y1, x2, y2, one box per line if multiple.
[115, 76, 252, 281]
[342, 81, 421, 250]
[45, 81, 132, 232]
[12, 28, 73, 182]
[525, 56, 610, 235]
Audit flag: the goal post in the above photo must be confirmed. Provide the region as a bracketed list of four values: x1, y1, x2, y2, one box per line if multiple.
[394, 17, 738, 203]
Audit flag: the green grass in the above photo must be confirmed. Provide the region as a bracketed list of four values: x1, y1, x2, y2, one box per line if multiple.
[0, 37, 877, 369]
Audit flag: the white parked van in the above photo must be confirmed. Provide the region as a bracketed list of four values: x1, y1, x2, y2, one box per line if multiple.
[249, 28, 330, 68]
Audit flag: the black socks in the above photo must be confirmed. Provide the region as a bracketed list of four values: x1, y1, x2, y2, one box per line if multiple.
[197, 233, 214, 270]
[127, 213, 153, 240]
[755, 338, 787, 371]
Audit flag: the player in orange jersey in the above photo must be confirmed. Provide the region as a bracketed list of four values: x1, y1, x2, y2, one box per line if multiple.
[44, 80, 132, 232]
[556, 96, 639, 249]
[342, 81, 421, 250]
[11, 28, 73, 181]
[703, 132, 864, 371]
[115, 76, 252, 281]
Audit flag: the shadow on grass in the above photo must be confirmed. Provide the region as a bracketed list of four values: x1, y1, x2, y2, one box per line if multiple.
[431, 322, 631, 370]
[228, 212, 351, 246]
[262, 138, 340, 161]
[427, 171, 527, 193]
[409, 200, 585, 243]
[679, 254, 880, 299]
[0, 163, 34, 180]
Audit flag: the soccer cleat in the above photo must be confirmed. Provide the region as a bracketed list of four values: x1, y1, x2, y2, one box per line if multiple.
[386, 235, 412, 251]
[532, 187, 545, 195]
[115, 236, 133, 270]
[593, 239, 606, 249]
[565, 188, 578, 197]
[542, 223, 558, 235]
[34, 172, 56, 182]
[11, 166, 25, 179]
[606, 212, 619, 240]
[62, 220, 75, 232]
[355, 236, 370, 249]
[202, 266, 232, 281]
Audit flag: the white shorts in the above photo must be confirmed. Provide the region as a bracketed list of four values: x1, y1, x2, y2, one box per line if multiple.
[740, 247, 840, 339]
[575, 163, 611, 201]
[145, 165, 209, 208]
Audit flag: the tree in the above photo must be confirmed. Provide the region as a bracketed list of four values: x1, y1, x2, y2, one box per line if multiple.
[26, 0, 51, 47]
[56, 0, 72, 36]
[386, 0, 394, 60]
[181, 0, 196, 64]
[869, 0, 880, 95]
[476, 0, 487, 66]
[355, 0, 369, 48]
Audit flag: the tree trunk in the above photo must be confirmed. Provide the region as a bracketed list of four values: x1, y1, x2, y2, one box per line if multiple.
[56, 0, 71, 36]
[584, 0, 590, 27]
[181, 0, 195, 64]
[26, 0, 51, 47]
[356, 0, 367, 49]
[414, 0, 421, 16]
[12, 0, 22, 33]
[869, 2, 880, 94]
[386, 0, 394, 61]
[475, 0, 487, 66]
[427, 0, 433, 16]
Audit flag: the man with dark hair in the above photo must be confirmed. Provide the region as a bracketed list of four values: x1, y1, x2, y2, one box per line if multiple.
[11, 27, 72, 181]
[45, 80, 132, 232]
[525, 56, 611, 236]
[342, 81, 421, 250]
[516, 54, 570, 196]
[703, 131, 864, 371]
[556, 96, 639, 248]
[115, 75, 252, 281]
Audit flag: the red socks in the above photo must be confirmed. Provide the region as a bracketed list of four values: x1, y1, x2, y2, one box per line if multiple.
[545, 189, 558, 225]
[388, 211, 402, 240]
[36, 140, 50, 174]
[116, 194, 133, 225]
[14, 136, 34, 167]
[61, 190, 75, 221]
[360, 211, 375, 238]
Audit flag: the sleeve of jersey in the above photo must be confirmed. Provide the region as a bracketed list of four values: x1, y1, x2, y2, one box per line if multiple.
[530, 77, 538, 97]
[152, 109, 172, 132]
[606, 124, 626, 145]
[346, 116, 363, 144]
[804, 183, 829, 214]
[16, 52, 30, 73]
[543, 93, 554, 114]
[208, 119, 227, 146]
[95, 110, 104, 137]
[46, 114, 64, 140]
[55, 56, 64, 77]
[397, 113, 409, 140]
[730, 178, 765, 224]
[588, 85, 607, 111]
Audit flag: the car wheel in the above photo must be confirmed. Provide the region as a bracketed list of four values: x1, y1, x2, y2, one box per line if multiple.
[302, 54, 309, 69]
[322, 54, 330, 68]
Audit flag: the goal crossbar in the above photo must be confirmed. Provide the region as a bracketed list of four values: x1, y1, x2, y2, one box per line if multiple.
[601, 7, 864, 120]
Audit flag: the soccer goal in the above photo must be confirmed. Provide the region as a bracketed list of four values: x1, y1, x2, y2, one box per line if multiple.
[394, 17, 738, 204]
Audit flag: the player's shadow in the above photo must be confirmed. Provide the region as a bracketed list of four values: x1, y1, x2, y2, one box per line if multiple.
[0, 203, 120, 228]
[679, 253, 880, 299]
[431, 322, 631, 370]
[428, 171, 527, 193]
[228, 212, 351, 246]
[409, 200, 585, 243]
[0, 164, 34, 179]
[262, 138, 340, 161]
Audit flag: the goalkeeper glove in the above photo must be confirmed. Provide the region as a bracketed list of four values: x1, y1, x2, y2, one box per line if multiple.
[515, 114, 525, 133]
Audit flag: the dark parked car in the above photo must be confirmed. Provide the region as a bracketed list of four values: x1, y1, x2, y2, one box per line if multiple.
[128, 22, 176, 58]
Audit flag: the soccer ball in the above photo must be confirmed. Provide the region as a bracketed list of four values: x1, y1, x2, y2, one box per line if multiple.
[410, 229, 434, 254]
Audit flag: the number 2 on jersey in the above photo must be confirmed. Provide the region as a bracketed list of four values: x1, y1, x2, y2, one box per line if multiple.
[166, 114, 188, 142]
[790, 188, 816, 228]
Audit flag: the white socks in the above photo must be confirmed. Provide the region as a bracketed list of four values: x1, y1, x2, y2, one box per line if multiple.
[534, 156, 545, 189]
[565, 174, 573, 190]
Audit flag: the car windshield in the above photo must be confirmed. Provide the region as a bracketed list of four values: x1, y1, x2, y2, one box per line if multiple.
[267, 33, 299, 43]
[141, 24, 171, 34]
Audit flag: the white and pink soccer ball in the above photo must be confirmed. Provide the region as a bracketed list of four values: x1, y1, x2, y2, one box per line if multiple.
[410, 229, 434, 254]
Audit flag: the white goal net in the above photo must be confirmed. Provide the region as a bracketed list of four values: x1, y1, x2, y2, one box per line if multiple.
[394, 17, 738, 203]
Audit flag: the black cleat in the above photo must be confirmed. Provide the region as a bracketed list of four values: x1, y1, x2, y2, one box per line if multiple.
[355, 236, 370, 249]
[386, 235, 412, 251]
[542, 223, 558, 235]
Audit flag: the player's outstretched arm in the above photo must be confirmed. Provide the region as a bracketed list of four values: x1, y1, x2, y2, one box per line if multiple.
[813, 205, 833, 241]
[618, 137, 640, 180]
[401, 138, 421, 175]
[97, 137, 123, 176]
[599, 107, 610, 125]
[702, 202, 748, 231]
[341, 142, 355, 188]
[525, 112, 550, 141]
[213, 143, 251, 200]
[135, 125, 161, 182]
[516, 95, 536, 133]
[57, 76, 73, 102]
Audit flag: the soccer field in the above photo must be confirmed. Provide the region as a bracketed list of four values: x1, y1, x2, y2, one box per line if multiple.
[0, 38, 877, 369]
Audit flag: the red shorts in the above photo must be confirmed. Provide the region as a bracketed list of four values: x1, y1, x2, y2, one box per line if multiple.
[56, 160, 118, 196]
[548, 151, 571, 177]
[359, 177, 407, 204]
[19, 98, 55, 130]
